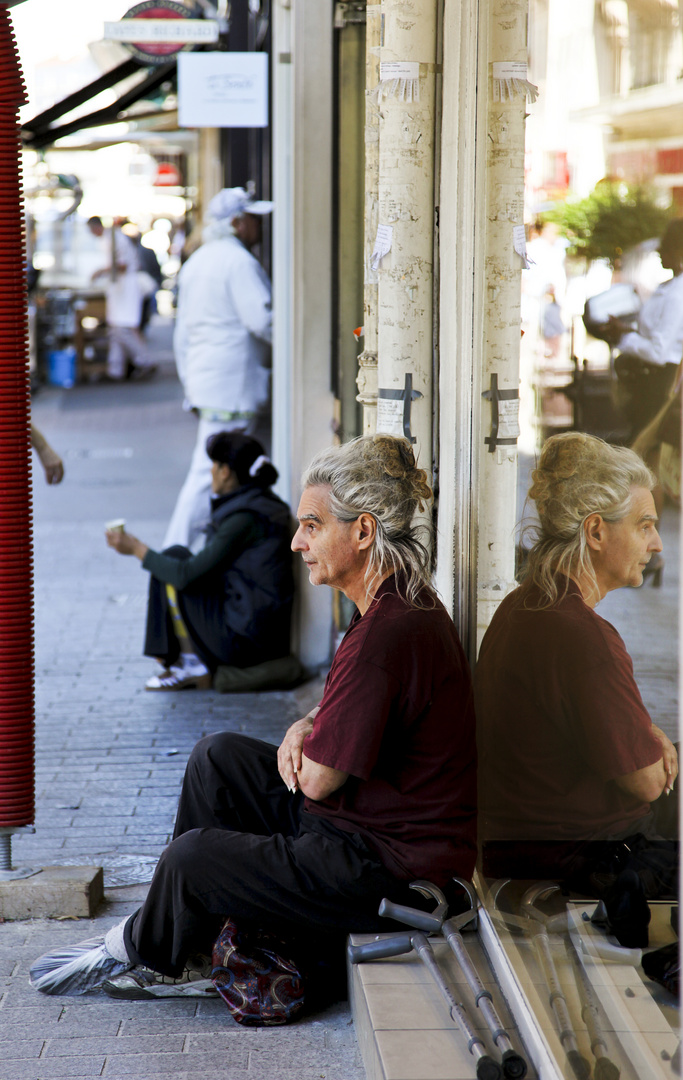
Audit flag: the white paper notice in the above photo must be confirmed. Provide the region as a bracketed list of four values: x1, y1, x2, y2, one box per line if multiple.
[492, 61, 538, 103]
[492, 61, 528, 81]
[178, 52, 268, 128]
[377, 397, 404, 436]
[371, 224, 393, 271]
[380, 61, 420, 81]
[497, 398, 520, 440]
[512, 224, 531, 269]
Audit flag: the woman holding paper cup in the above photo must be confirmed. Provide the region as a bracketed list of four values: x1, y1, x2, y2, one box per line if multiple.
[105, 432, 294, 691]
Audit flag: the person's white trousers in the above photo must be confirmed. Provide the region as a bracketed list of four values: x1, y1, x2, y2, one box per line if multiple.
[163, 416, 252, 550]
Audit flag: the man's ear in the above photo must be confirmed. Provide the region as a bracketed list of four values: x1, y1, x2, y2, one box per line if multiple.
[584, 512, 605, 552]
[355, 512, 377, 551]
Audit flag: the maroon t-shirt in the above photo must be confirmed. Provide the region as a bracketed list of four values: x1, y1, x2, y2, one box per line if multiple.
[302, 576, 477, 886]
[475, 579, 662, 844]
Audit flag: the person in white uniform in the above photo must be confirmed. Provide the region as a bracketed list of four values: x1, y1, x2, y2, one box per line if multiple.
[163, 188, 273, 550]
[88, 217, 157, 382]
[606, 219, 683, 437]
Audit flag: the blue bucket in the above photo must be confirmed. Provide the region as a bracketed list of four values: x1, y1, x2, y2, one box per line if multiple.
[47, 347, 76, 388]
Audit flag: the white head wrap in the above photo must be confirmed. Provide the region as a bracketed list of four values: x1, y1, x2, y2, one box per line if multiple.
[249, 454, 271, 477]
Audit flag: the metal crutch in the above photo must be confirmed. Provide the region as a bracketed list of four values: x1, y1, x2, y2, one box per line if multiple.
[521, 882, 620, 1080]
[348, 919, 503, 1079]
[379, 881, 527, 1080]
[520, 882, 592, 1080]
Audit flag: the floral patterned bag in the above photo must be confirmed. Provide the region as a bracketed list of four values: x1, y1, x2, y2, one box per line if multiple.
[211, 917, 306, 1026]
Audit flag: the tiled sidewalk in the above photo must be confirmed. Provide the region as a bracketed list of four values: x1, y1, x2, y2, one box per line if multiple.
[1, 330, 365, 1080]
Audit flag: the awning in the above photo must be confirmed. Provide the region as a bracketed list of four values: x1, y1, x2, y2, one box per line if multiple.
[21, 57, 177, 151]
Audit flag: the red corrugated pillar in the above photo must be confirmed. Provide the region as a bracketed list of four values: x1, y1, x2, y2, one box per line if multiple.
[0, 3, 34, 873]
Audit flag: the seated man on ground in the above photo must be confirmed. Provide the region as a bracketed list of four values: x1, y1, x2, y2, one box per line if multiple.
[31, 434, 477, 1004]
[476, 432, 678, 945]
[105, 432, 294, 691]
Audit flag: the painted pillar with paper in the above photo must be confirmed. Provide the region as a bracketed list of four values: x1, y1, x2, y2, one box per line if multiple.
[475, 0, 531, 649]
[373, 0, 437, 475]
[356, 2, 381, 435]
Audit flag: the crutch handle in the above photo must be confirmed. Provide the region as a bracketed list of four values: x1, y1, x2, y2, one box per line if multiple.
[378, 897, 443, 932]
[347, 932, 414, 964]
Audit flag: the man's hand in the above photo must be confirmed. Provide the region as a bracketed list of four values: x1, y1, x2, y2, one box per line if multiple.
[277, 715, 316, 792]
[652, 724, 678, 793]
[105, 528, 148, 561]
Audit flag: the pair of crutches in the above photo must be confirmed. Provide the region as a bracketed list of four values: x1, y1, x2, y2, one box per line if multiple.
[347, 877, 528, 1080]
[490, 880, 622, 1080]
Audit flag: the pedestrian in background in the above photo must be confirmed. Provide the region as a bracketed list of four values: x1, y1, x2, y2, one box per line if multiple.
[163, 188, 273, 551]
[105, 433, 293, 692]
[30, 423, 63, 485]
[87, 216, 158, 383]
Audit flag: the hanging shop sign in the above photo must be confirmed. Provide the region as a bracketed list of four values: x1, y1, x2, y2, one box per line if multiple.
[154, 161, 182, 186]
[104, 2, 218, 66]
[178, 52, 269, 128]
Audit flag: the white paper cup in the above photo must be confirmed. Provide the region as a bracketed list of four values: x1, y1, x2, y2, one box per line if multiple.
[106, 518, 126, 533]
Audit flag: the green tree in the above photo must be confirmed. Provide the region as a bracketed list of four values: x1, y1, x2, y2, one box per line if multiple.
[544, 183, 674, 268]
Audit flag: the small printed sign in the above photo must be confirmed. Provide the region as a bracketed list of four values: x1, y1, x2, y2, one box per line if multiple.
[104, 19, 219, 44]
[377, 397, 404, 437]
[379, 61, 420, 81]
[178, 52, 269, 128]
[109, 1, 208, 64]
[492, 61, 528, 81]
[370, 223, 393, 271]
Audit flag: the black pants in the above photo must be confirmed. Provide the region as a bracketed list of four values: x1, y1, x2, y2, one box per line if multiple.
[614, 354, 678, 440]
[143, 547, 259, 670]
[124, 733, 413, 979]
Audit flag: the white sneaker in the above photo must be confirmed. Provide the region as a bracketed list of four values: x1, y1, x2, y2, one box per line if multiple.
[145, 664, 211, 691]
[102, 960, 217, 1000]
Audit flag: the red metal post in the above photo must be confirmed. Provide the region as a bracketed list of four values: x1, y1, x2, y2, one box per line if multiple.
[0, 4, 34, 863]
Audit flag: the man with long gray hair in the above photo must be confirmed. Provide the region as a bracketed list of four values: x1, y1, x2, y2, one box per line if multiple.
[31, 435, 477, 1007]
[476, 432, 677, 947]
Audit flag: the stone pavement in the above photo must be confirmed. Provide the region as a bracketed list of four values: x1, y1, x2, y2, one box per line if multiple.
[0, 318, 365, 1080]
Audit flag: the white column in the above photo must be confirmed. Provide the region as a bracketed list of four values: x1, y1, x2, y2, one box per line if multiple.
[374, 0, 438, 471]
[272, 0, 335, 670]
[356, 2, 381, 435]
[434, 0, 485, 647]
[475, 0, 528, 650]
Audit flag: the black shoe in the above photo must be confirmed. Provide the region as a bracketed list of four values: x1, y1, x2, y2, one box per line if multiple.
[129, 364, 158, 382]
[642, 942, 680, 998]
[601, 868, 651, 948]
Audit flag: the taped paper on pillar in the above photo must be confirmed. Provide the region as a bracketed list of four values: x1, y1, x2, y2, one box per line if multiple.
[377, 397, 405, 436]
[378, 375, 423, 443]
[497, 398, 520, 440]
[370, 224, 393, 271]
[482, 374, 519, 452]
[376, 61, 420, 103]
[492, 61, 539, 103]
[513, 224, 532, 269]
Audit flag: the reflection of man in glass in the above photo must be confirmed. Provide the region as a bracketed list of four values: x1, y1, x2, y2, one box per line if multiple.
[476, 433, 677, 945]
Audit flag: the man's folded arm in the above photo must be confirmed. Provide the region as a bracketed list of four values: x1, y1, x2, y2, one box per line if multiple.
[613, 756, 667, 802]
[298, 754, 349, 801]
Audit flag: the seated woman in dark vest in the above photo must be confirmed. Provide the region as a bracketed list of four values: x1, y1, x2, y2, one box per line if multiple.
[106, 432, 294, 691]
